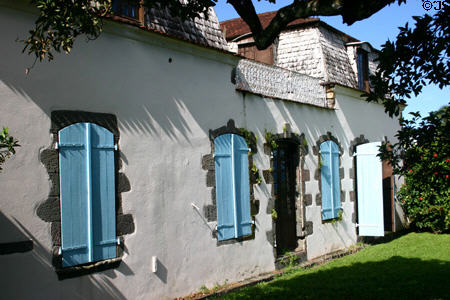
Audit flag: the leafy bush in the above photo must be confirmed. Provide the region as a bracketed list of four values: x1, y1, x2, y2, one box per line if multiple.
[380, 105, 449, 233]
[0, 127, 19, 172]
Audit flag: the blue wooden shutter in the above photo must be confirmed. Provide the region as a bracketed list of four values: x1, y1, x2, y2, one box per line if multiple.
[331, 141, 341, 217]
[320, 141, 332, 220]
[59, 123, 90, 267]
[233, 135, 252, 237]
[356, 142, 384, 236]
[90, 124, 116, 262]
[214, 134, 235, 241]
[59, 123, 116, 266]
[320, 141, 340, 220]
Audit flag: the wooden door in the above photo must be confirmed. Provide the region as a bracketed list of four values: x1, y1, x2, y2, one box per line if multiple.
[273, 142, 298, 254]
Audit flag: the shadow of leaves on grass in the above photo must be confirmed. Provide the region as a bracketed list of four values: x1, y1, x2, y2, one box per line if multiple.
[218, 257, 450, 300]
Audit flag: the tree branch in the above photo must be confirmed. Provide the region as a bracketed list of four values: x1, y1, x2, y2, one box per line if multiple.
[228, 0, 403, 49]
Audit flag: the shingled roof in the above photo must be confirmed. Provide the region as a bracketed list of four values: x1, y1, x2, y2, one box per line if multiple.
[220, 11, 319, 41]
[144, 7, 229, 51]
[111, 4, 229, 52]
[219, 11, 375, 90]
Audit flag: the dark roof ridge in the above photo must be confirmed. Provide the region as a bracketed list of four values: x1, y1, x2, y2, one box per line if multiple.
[220, 10, 282, 26]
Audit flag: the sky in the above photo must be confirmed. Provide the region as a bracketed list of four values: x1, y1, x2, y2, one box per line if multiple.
[213, 0, 449, 119]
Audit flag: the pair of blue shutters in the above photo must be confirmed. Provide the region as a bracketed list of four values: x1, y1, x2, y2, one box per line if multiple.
[214, 134, 252, 241]
[59, 123, 116, 267]
[320, 141, 341, 220]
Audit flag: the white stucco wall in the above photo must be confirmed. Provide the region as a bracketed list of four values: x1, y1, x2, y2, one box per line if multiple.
[0, 2, 403, 299]
[237, 85, 402, 260]
[0, 4, 275, 299]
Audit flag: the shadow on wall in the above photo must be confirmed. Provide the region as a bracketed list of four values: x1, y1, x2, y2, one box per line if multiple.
[225, 256, 450, 299]
[0, 211, 129, 300]
[0, 10, 347, 148]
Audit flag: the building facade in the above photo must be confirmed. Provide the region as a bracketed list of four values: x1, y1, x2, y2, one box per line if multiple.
[0, 1, 405, 299]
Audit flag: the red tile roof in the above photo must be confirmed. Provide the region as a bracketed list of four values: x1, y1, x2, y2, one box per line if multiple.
[220, 11, 319, 41]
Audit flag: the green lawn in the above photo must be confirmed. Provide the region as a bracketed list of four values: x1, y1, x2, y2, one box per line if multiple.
[216, 233, 450, 300]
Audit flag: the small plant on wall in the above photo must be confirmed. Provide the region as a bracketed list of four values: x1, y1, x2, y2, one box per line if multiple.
[240, 128, 257, 150]
[330, 209, 343, 224]
[264, 130, 278, 150]
[0, 127, 19, 172]
[251, 162, 262, 185]
[271, 208, 278, 220]
[239, 128, 262, 185]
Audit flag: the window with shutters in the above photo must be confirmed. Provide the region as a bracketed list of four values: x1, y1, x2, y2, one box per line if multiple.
[319, 140, 341, 220]
[357, 49, 369, 92]
[58, 122, 117, 267]
[214, 133, 253, 241]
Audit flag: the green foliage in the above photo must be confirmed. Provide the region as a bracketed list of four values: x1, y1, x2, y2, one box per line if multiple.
[271, 208, 278, 220]
[317, 158, 322, 169]
[196, 280, 229, 297]
[198, 284, 210, 294]
[379, 105, 449, 233]
[251, 162, 262, 185]
[365, 6, 449, 116]
[330, 209, 343, 224]
[237, 128, 261, 185]
[264, 129, 278, 150]
[280, 251, 297, 269]
[23, 0, 111, 63]
[217, 233, 450, 300]
[0, 127, 20, 172]
[348, 242, 365, 252]
[239, 128, 256, 148]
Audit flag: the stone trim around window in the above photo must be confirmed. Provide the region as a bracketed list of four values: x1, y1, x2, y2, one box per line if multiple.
[201, 119, 260, 245]
[37, 110, 134, 280]
[313, 132, 345, 223]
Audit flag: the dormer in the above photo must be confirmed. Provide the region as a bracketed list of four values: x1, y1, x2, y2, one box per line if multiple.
[346, 42, 377, 93]
[221, 12, 381, 92]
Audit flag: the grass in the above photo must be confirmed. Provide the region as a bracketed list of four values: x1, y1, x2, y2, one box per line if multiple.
[214, 233, 450, 300]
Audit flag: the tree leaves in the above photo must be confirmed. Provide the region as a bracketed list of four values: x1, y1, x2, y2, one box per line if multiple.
[0, 127, 20, 172]
[378, 105, 449, 232]
[365, 5, 449, 116]
[23, 0, 111, 62]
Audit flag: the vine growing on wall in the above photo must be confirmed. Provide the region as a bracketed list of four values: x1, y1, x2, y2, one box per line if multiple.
[239, 128, 262, 185]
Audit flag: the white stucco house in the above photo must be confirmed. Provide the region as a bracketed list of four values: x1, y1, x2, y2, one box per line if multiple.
[0, 1, 406, 299]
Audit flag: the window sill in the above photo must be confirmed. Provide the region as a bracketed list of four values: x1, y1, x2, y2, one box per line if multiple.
[56, 257, 122, 280]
